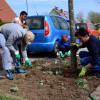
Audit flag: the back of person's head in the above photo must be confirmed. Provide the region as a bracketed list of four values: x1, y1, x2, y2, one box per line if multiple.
[24, 31, 35, 44]
[62, 34, 68, 42]
[60, 9, 63, 12]
[20, 11, 27, 16]
[75, 28, 89, 37]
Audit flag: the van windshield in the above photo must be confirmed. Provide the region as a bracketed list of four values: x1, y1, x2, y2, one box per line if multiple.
[26, 16, 44, 30]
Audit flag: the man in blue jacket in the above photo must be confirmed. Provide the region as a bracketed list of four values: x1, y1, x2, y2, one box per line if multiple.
[58, 35, 70, 52]
[74, 28, 100, 77]
[57, 35, 71, 59]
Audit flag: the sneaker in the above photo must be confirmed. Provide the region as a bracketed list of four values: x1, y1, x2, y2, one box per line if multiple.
[6, 70, 14, 80]
[15, 68, 28, 73]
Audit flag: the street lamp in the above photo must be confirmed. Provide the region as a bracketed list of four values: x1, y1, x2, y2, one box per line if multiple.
[26, 0, 28, 14]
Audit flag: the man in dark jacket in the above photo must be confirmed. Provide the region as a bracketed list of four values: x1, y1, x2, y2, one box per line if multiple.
[74, 28, 100, 77]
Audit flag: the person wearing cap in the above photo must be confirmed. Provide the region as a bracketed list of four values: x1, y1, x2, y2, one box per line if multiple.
[74, 28, 100, 77]
[57, 35, 71, 59]
[0, 23, 35, 79]
[58, 35, 70, 52]
[12, 11, 28, 29]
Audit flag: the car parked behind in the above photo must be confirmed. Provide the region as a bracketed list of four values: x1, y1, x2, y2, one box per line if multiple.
[26, 15, 70, 54]
[95, 23, 100, 34]
[75, 22, 100, 38]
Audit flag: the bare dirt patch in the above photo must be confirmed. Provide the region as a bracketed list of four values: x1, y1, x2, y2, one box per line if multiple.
[0, 58, 100, 100]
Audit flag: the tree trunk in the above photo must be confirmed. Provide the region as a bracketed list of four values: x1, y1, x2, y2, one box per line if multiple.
[68, 0, 77, 72]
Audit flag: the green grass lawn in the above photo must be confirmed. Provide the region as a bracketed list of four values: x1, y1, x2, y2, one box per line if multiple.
[0, 95, 14, 100]
[0, 94, 26, 100]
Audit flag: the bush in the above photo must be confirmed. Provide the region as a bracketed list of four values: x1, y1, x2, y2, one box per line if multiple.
[0, 95, 14, 100]
[0, 19, 5, 26]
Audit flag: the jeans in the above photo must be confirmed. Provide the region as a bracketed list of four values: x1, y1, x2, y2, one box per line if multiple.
[79, 51, 100, 71]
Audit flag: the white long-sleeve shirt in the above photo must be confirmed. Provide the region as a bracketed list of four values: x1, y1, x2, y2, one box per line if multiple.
[12, 17, 25, 26]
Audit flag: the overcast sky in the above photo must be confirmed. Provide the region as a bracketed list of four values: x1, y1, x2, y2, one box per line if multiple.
[6, 0, 100, 18]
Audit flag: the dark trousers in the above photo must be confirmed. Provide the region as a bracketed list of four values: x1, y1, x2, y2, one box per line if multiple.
[79, 51, 100, 71]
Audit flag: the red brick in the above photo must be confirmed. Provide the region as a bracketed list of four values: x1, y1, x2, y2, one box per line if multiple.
[0, 0, 16, 22]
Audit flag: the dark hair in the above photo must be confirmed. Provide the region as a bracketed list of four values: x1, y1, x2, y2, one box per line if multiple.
[75, 28, 89, 37]
[20, 11, 27, 16]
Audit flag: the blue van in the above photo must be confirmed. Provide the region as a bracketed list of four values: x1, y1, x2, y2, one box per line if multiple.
[26, 15, 70, 54]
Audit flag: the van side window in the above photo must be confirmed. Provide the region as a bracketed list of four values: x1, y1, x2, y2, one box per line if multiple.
[26, 18, 31, 29]
[26, 19, 31, 26]
[57, 17, 69, 30]
[51, 16, 60, 29]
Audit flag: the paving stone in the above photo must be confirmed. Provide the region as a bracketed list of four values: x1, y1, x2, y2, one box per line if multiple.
[90, 85, 100, 100]
[96, 86, 100, 91]
[94, 97, 100, 100]
[91, 91, 100, 96]
[87, 97, 90, 100]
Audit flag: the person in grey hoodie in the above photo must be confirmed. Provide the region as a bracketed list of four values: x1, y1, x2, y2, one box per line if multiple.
[0, 23, 35, 80]
[0, 33, 13, 80]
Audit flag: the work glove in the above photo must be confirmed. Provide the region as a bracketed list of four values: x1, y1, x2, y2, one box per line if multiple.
[79, 67, 87, 77]
[71, 43, 79, 47]
[15, 51, 20, 60]
[57, 51, 64, 58]
[70, 43, 79, 51]
[57, 51, 71, 59]
[24, 57, 32, 66]
[60, 52, 65, 58]
[59, 51, 65, 58]
[65, 50, 71, 57]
